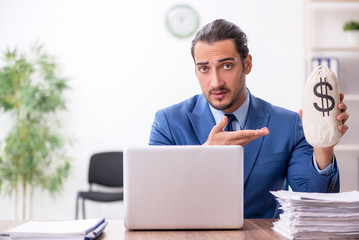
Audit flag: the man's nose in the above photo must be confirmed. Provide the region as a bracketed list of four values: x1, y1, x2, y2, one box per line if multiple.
[210, 71, 224, 88]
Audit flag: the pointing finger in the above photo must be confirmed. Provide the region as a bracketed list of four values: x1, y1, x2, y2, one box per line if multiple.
[212, 115, 228, 133]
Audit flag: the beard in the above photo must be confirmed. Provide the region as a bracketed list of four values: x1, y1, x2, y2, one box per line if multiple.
[206, 75, 246, 112]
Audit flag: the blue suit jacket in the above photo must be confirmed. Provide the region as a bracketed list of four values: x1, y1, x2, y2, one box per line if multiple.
[149, 92, 339, 218]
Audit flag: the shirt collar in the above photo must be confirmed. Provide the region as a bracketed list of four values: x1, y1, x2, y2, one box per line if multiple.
[209, 89, 250, 131]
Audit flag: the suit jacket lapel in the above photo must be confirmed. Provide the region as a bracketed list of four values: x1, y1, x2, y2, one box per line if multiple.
[187, 94, 216, 144]
[243, 93, 270, 185]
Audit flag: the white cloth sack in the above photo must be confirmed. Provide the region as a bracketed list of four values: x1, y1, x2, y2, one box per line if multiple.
[302, 65, 341, 148]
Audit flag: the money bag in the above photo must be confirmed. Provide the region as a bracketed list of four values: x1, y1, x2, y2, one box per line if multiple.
[302, 65, 341, 148]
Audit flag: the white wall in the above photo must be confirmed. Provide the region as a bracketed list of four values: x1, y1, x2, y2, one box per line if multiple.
[0, 0, 304, 220]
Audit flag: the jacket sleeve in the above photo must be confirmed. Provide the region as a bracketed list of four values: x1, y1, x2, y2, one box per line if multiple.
[149, 110, 175, 145]
[287, 114, 340, 193]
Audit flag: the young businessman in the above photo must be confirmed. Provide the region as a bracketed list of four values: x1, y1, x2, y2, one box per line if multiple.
[149, 19, 349, 218]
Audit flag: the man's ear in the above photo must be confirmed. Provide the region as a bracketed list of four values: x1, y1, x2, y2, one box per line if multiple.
[244, 54, 252, 75]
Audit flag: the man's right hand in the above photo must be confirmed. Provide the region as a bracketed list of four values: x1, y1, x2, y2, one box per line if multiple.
[203, 115, 269, 146]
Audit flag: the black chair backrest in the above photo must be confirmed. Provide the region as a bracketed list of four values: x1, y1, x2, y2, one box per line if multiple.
[88, 151, 123, 187]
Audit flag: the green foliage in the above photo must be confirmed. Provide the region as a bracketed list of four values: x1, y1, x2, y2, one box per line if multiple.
[343, 20, 359, 31]
[0, 44, 71, 219]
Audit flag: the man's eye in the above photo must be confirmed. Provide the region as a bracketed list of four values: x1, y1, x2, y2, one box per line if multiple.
[223, 64, 232, 70]
[199, 67, 208, 73]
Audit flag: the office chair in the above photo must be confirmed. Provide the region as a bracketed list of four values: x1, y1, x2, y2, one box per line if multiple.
[76, 151, 124, 219]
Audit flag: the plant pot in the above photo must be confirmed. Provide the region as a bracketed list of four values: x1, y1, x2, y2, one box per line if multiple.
[345, 30, 359, 46]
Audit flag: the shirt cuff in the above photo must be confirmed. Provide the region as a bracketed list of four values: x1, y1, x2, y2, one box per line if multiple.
[312, 154, 334, 176]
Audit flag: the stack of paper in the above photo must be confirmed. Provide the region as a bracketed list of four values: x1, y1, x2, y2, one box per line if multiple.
[1, 218, 107, 240]
[271, 191, 359, 240]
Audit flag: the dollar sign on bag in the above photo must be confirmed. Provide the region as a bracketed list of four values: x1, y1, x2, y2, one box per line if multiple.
[313, 77, 335, 117]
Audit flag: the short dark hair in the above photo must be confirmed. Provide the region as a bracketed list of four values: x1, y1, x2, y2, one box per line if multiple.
[191, 19, 249, 66]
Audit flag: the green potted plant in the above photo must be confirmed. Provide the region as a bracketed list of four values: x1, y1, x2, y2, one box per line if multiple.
[343, 20, 359, 46]
[0, 44, 72, 219]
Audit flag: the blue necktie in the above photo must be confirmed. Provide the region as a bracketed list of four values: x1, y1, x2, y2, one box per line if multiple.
[224, 113, 236, 131]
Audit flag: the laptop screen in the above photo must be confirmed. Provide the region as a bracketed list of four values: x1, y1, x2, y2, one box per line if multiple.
[124, 145, 243, 230]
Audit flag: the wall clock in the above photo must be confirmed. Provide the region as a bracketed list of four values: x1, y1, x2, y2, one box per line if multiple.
[165, 4, 200, 38]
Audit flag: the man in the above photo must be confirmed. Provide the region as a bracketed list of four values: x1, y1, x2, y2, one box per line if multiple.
[149, 19, 349, 218]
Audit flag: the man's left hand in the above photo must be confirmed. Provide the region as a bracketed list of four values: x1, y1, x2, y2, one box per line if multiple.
[299, 93, 349, 170]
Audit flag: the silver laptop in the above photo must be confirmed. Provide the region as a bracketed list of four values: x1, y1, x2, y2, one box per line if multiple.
[123, 145, 243, 230]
